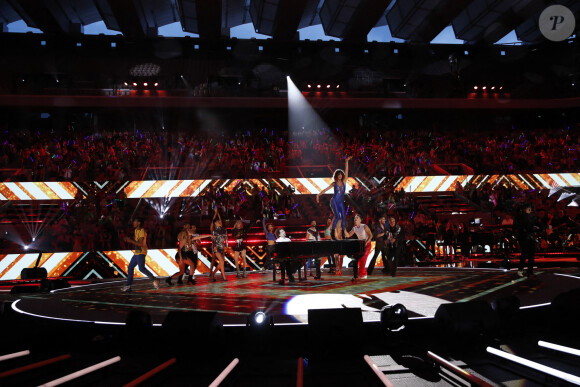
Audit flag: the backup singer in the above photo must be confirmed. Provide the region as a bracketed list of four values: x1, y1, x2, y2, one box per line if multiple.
[262, 214, 276, 269]
[346, 214, 372, 281]
[316, 156, 352, 239]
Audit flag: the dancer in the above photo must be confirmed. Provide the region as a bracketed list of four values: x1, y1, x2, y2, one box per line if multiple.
[367, 214, 387, 275]
[166, 224, 211, 286]
[232, 219, 250, 278]
[316, 156, 352, 239]
[346, 214, 372, 281]
[121, 218, 159, 292]
[262, 214, 276, 269]
[305, 219, 322, 279]
[210, 208, 228, 281]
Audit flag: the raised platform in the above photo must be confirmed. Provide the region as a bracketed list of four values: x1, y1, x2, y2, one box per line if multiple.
[7, 267, 580, 326]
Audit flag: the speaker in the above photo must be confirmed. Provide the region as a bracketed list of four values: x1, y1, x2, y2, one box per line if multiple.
[308, 308, 363, 359]
[20, 267, 47, 279]
[10, 285, 41, 294]
[434, 301, 498, 337]
[40, 278, 70, 291]
[162, 311, 224, 354]
[550, 287, 580, 330]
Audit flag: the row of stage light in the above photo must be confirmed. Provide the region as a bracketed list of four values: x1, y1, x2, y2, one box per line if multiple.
[122, 81, 159, 88]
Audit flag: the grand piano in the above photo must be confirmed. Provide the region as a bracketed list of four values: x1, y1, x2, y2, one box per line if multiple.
[273, 240, 365, 282]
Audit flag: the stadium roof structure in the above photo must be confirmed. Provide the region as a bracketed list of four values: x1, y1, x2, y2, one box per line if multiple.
[0, 0, 578, 43]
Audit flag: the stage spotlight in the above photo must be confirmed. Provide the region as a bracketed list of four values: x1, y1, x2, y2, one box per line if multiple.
[482, 86, 487, 90]
[499, 86, 503, 90]
[336, 84, 340, 89]
[491, 86, 495, 90]
[326, 84, 331, 89]
[123, 82, 128, 87]
[160, 214, 164, 219]
[154, 82, 158, 87]
[133, 82, 137, 87]
[317, 84, 321, 89]
[24, 245, 29, 250]
[380, 304, 408, 331]
[474, 86, 478, 90]
[307, 84, 311, 89]
[32, 237, 35, 242]
[247, 310, 271, 328]
[143, 82, 148, 87]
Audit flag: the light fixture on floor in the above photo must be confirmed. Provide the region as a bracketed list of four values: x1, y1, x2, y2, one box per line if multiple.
[380, 303, 408, 331]
[247, 310, 272, 328]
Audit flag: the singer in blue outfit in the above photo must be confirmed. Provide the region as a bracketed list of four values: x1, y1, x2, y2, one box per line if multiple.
[317, 156, 352, 239]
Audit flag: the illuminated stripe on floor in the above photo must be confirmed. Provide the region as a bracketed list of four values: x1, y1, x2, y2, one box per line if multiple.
[39, 356, 121, 387]
[539, 340, 580, 357]
[209, 358, 239, 387]
[456, 273, 537, 303]
[0, 350, 30, 362]
[486, 346, 580, 385]
[61, 298, 249, 315]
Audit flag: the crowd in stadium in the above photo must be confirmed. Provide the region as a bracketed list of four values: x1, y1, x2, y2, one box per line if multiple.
[0, 125, 578, 181]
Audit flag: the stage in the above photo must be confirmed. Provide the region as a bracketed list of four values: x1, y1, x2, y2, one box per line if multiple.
[7, 267, 580, 326]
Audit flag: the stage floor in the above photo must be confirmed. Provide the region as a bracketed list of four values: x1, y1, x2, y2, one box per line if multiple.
[8, 267, 580, 326]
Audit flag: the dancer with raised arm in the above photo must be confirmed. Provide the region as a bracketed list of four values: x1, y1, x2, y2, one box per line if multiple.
[210, 208, 228, 281]
[345, 214, 373, 281]
[166, 224, 211, 286]
[121, 218, 159, 292]
[316, 156, 352, 239]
